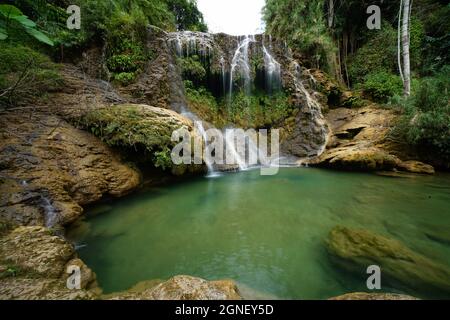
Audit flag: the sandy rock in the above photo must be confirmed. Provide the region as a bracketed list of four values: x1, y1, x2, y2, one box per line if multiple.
[0, 278, 96, 300]
[0, 226, 99, 300]
[312, 146, 398, 171]
[0, 112, 140, 226]
[329, 292, 419, 300]
[0, 226, 74, 277]
[396, 160, 435, 175]
[309, 106, 435, 173]
[326, 226, 450, 296]
[109, 275, 242, 300]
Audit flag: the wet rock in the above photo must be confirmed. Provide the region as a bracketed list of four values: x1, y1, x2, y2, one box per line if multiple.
[329, 292, 419, 300]
[109, 275, 242, 300]
[396, 160, 435, 175]
[0, 111, 140, 226]
[326, 226, 450, 296]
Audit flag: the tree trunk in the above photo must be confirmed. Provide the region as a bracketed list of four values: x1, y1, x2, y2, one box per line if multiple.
[328, 0, 335, 28]
[402, 0, 411, 96]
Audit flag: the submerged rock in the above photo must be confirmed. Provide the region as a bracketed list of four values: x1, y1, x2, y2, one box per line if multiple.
[326, 226, 450, 297]
[109, 275, 242, 300]
[329, 292, 419, 300]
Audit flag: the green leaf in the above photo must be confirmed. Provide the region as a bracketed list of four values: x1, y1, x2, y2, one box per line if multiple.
[0, 4, 23, 18]
[25, 28, 54, 46]
[12, 15, 36, 28]
[0, 27, 7, 40]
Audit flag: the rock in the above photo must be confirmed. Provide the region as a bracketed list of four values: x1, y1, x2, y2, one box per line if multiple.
[0, 226, 74, 277]
[309, 106, 436, 173]
[311, 146, 398, 171]
[109, 275, 242, 300]
[0, 111, 140, 227]
[423, 224, 450, 246]
[0, 278, 96, 300]
[326, 226, 450, 296]
[329, 292, 419, 300]
[64, 258, 97, 290]
[396, 160, 435, 175]
[0, 226, 99, 300]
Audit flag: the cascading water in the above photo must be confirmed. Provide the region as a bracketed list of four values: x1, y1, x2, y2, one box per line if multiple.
[291, 61, 329, 156]
[229, 35, 254, 100]
[262, 45, 281, 94]
[42, 196, 57, 228]
[164, 31, 329, 173]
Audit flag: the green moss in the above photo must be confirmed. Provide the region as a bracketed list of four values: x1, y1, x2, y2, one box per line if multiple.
[0, 44, 63, 106]
[78, 104, 190, 170]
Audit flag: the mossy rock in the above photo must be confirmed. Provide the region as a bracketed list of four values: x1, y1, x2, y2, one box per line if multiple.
[326, 226, 450, 297]
[80, 104, 193, 153]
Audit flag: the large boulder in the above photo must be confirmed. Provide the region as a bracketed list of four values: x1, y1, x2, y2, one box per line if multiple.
[0, 111, 140, 227]
[109, 275, 242, 300]
[308, 106, 435, 173]
[326, 226, 450, 297]
[78, 104, 206, 176]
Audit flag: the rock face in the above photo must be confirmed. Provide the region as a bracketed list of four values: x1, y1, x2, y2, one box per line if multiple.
[326, 226, 450, 297]
[0, 111, 140, 227]
[109, 275, 242, 300]
[308, 106, 435, 173]
[329, 292, 419, 300]
[0, 226, 98, 299]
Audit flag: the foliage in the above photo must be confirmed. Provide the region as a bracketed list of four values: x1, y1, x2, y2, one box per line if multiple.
[0, 44, 63, 107]
[359, 71, 403, 102]
[166, 0, 207, 31]
[153, 147, 173, 170]
[347, 23, 397, 85]
[390, 67, 450, 163]
[178, 55, 207, 82]
[263, 0, 335, 70]
[0, 265, 21, 279]
[0, 3, 53, 45]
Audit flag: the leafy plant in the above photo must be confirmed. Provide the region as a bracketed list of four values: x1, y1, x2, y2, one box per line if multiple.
[0, 4, 53, 45]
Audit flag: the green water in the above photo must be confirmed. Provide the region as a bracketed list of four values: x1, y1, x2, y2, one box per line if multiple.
[70, 168, 450, 299]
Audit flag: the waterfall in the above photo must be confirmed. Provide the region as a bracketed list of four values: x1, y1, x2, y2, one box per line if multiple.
[262, 45, 281, 94]
[220, 56, 226, 95]
[42, 196, 57, 228]
[229, 35, 254, 100]
[291, 61, 329, 156]
[168, 31, 215, 59]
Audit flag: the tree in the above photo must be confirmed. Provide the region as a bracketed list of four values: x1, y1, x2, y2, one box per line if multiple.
[400, 0, 412, 96]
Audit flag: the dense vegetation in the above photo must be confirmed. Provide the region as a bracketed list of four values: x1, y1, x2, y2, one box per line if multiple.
[0, 0, 207, 102]
[264, 0, 449, 166]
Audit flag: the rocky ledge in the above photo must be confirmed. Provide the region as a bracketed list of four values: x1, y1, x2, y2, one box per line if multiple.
[307, 105, 435, 174]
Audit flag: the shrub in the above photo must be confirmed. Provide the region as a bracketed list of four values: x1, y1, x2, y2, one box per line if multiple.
[390, 67, 450, 165]
[360, 71, 403, 102]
